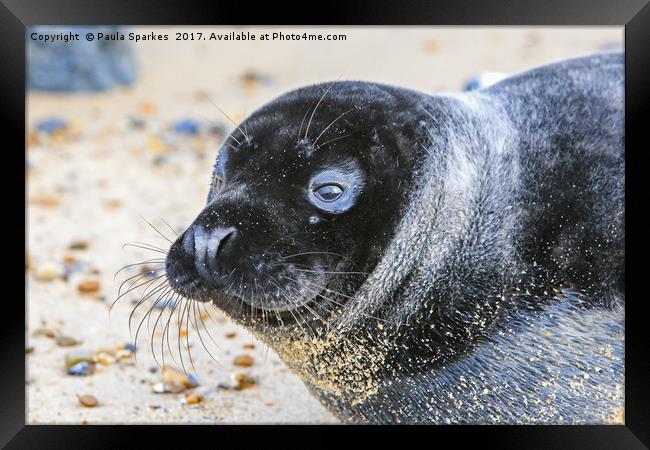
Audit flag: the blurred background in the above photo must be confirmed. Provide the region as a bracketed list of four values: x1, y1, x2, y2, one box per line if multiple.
[26, 26, 622, 424]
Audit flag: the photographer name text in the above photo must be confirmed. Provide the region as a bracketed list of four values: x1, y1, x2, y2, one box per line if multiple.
[30, 31, 348, 43]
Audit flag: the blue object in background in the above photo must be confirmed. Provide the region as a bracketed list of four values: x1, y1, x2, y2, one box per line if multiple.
[463, 71, 508, 92]
[67, 361, 91, 376]
[28, 26, 138, 92]
[172, 119, 200, 135]
[35, 118, 68, 133]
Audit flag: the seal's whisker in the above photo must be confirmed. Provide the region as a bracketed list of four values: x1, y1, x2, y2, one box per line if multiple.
[134, 284, 172, 363]
[191, 302, 221, 368]
[281, 290, 314, 336]
[300, 279, 401, 326]
[203, 93, 250, 143]
[116, 266, 164, 299]
[110, 269, 163, 317]
[315, 133, 352, 150]
[279, 251, 345, 260]
[114, 258, 165, 280]
[128, 278, 172, 335]
[297, 98, 317, 144]
[158, 216, 180, 238]
[158, 292, 177, 367]
[122, 242, 168, 254]
[173, 298, 184, 370]
[162, 292, 183, 366]
[196, 303, 226, 368]
[141, 216, 174, 244]
[304, 84, 334, 141]
[294, 268, 370, 276]
[177, 298, 189, 374]
[149, 291, 173, 368]
[224, 141, 240, 152]
[146, 286, 173, 337]
[261, 231, 309, 254]
[300, 278, 354, 300]
[184, 299, 199, 376]
[279, 275, 337, 320]
[113, 273, 167, 314]
[312, 107, 356, 146]
[270, 279, 320, 337]
[123, 241, 169, 252]
[266, 277, 307, 333]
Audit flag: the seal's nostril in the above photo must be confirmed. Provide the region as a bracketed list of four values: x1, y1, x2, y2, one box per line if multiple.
[207, 226, 237, 263]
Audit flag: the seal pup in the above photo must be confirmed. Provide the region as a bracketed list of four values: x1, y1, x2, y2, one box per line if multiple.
[163, 53, 624, 423]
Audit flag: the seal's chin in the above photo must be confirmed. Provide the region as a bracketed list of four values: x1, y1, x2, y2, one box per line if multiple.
[165, 258, 328, 316]
[228, 288, 321, 312]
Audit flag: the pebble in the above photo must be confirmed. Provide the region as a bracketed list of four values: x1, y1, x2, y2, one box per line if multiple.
[104, 198, 122, 209]
[129, 116, 146, 129]
[78, 394, 98, 407]
[26, 346, 34, 354]
[77, 279, 101, 293]
[151, 383, 168, 394]
[152, 155, 168, 166]
[225, 331, 236, 339]
[163, 366, 199, 388]
[115, 349, 133, 361]
[34, 327, 58, 338]
[64, 349, 94, 369]
[35, 263, 63, 281]
[172, 119, 199, 135]
[56, 335, 81, 347]
[138, 101, 156, 115]
[240, 70, 271, 94]
[233, 354, 255, 367]
[207, 123, 228, 138]
[232, 372, 256, 390]
[243, 343, 255, 350]
[68, 239, 90, 250]
[30, 194, 60, 208]
[148, 136, 169, 155]
[93, 351, 115, 365]
[185, 393, 203, 405]
[186, 374, 199, 387]
[422, 39, 440, 53]
[27, 131, 39, 146]
[35, 118, 68, 134]
[154, 299, 177, 309]
[152, 366, 200, 394]
[67, 361, 93, 376]
[63, 260, 84, 280]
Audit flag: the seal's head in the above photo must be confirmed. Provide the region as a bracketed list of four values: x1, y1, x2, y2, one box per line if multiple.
[165, 81, 426, 328]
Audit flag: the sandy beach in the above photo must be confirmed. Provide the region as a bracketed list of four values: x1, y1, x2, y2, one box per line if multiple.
[26, 26, 622, 424]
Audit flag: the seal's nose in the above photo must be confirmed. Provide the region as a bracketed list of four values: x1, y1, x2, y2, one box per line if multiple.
[183, 224, 237, 281]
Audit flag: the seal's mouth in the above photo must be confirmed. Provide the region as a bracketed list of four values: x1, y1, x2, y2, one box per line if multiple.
[164, 239, 331, 318]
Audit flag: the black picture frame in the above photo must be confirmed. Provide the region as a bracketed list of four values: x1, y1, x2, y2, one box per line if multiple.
[4, 0, 648, 447]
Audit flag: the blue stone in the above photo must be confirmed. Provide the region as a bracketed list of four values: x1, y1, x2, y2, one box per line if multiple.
[187, 373, 200, 387]
[67, 361, 90, 376]
[154, 298, 176, 309]
[36, 118, 68, 134]
[173, 119, 200, 135]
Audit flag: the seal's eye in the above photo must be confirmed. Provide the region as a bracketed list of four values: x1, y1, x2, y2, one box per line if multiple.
[313, 184, 343, 202]
[307, 163, 363, 214]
